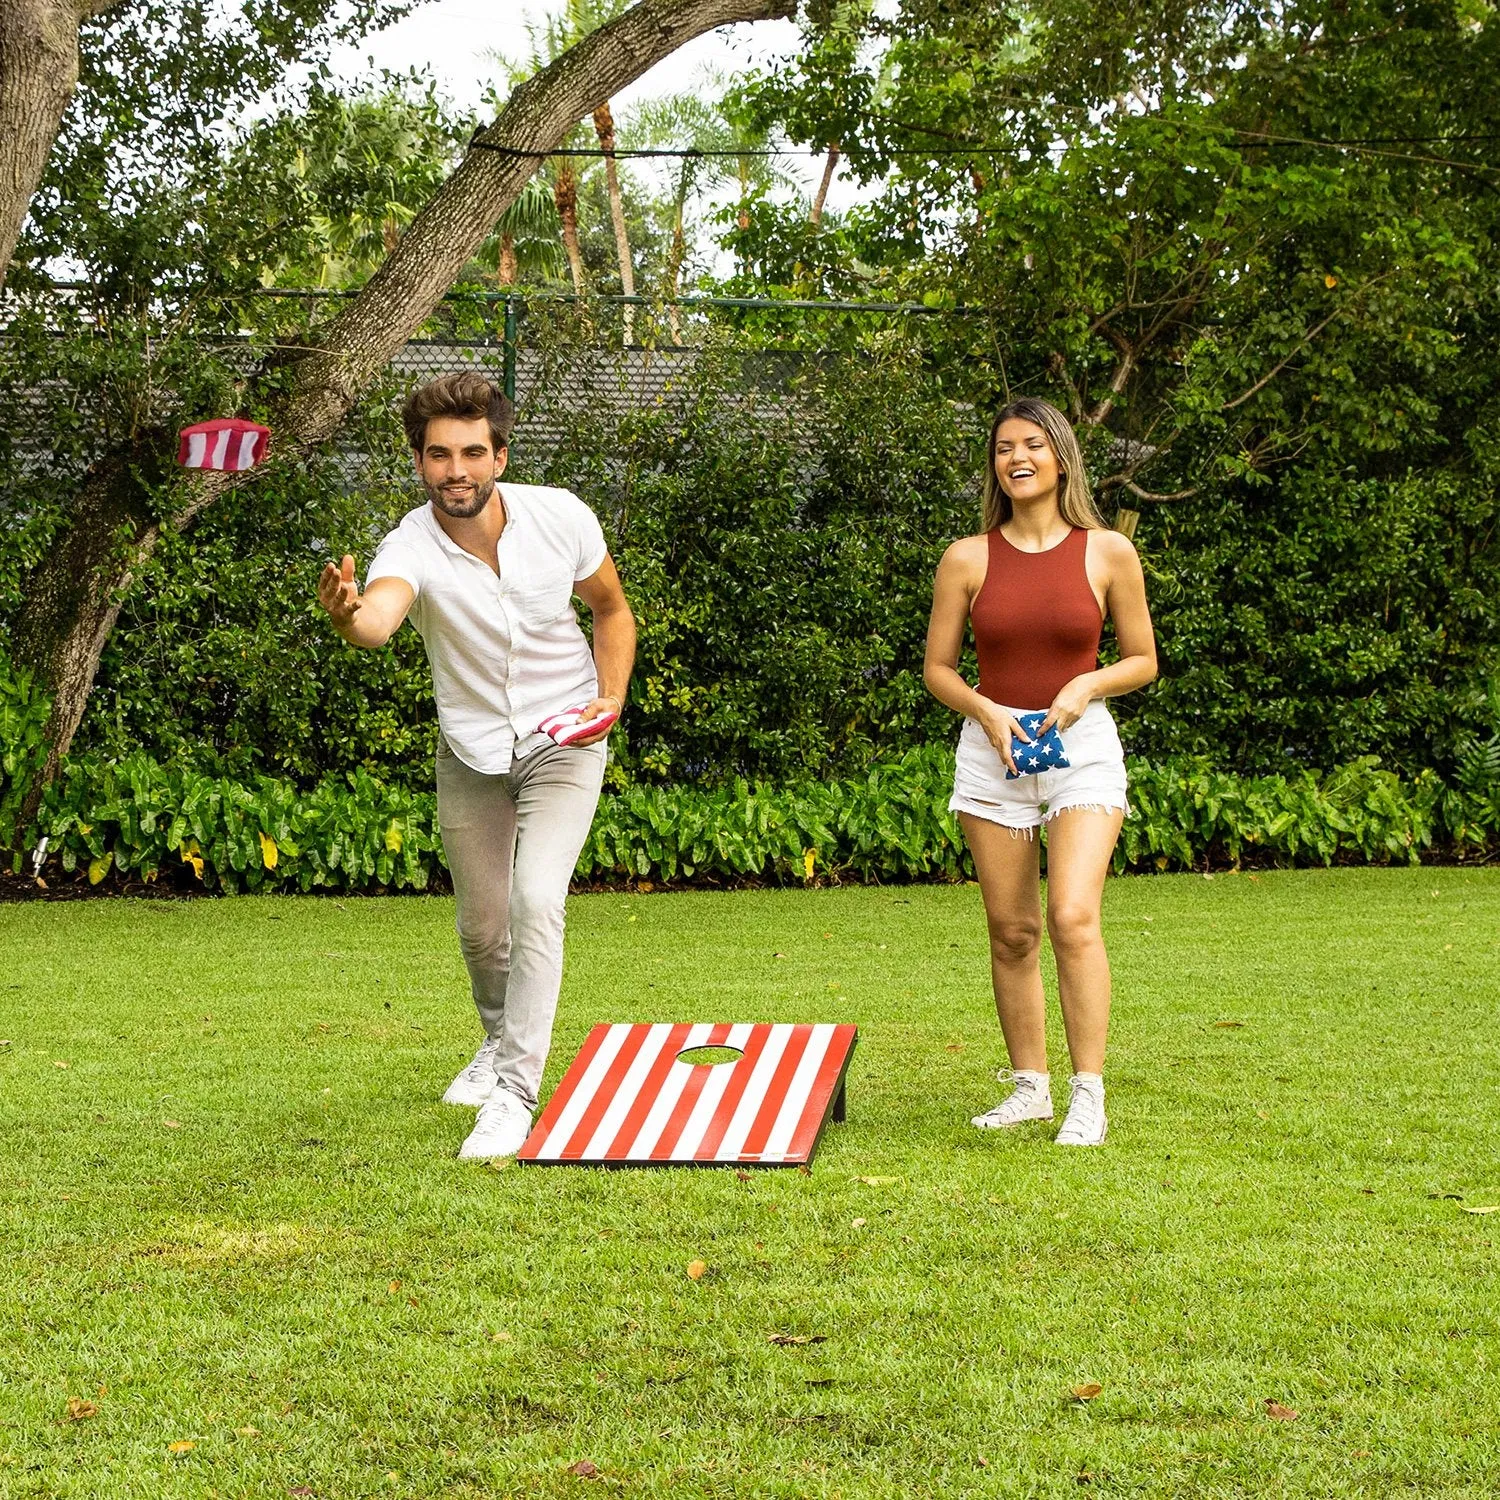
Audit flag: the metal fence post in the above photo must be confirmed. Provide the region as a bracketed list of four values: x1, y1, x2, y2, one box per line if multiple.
[502, 295, 518, 402]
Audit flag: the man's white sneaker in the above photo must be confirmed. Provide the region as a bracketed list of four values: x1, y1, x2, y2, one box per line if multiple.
[971, 1069, 1053, 1129]
[1055, 1073, 1107, 1146]
[442, 1037, 502, 1107]
[457, 1089, 533, 1160]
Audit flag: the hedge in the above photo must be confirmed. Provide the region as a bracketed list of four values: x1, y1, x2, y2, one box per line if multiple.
[7, 337, 1499, 795]
[10, 742, 1497, 896]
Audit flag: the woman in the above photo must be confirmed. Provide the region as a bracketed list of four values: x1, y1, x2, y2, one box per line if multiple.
[923, 398, 1157, 1146]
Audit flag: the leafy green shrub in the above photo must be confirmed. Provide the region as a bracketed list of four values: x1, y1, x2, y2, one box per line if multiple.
[19, 741, 1495, 895]
[0, 649, 50, 848]
[6, 316, 1499, 793]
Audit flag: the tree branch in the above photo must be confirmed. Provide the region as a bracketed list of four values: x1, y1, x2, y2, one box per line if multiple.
[1122, 479, 1199, 502]
[1220, 270, 1398, 413]
[259, 0, 796, 466]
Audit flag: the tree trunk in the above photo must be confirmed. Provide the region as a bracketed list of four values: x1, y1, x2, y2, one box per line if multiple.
[11, 0, 795, 777]
[592, 99, 635, 344]
[10, 442, 170, 799]
[666, 210, 686, 343]
[809, 143, 839, 226]
[0, 0, 114, 297]
[498, 231, 518, 285]
[554, 165, 588, 295]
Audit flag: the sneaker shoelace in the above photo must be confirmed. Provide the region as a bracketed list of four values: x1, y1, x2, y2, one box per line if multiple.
[462, 1038, 501, 1084]
[983, 1070, 1046, 1123]
[478, 1089, 528, 1131]
[1061, 1077, 1103, 1137]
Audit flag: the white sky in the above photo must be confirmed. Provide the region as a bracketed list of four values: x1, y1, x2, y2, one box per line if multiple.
[325, 1, 869, 217]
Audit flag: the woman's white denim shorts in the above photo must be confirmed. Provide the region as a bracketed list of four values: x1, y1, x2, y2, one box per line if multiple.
[949, 699, 1128, 832]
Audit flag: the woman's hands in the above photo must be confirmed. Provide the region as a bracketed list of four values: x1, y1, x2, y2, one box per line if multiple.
[1039, 676, 1094, 735]
[974, 698, 1031, 776]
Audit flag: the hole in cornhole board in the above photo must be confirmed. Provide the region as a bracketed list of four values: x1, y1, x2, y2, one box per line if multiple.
[677, 1045, 745, 1067]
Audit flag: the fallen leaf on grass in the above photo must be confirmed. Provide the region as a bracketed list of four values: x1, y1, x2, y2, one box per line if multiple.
[490, 1330, 512, 1342]
[975, 1455, 988, 1469]
[851, 1218, 867, 1229]
[1460, 1205, 1500, 1215]
[734, 1170, 752, 1182]
[1351, 1449, 1370, 1458]
[406, 1296, 419, 1308]
[1214, 1020, 1245, 1029]
[1071, 1383, 1103, 1401]
[1264, 1400, 1299, 1421]
[54, 1060, 71, 1069]
[768, 1333, 827, 1346]
[236, 1427, 260, 1438]
[566, 1459, 600, 1479]
[65, 1398, 98, 1421]
[685, 1259, 707, 1280]
[945, 1044, 965, 1053]
[853, 1175, 900, 1186]
[0, 1040, 11, 1048]
[388, 1280, 402, 1293]
[289, 1489, 314, 1497]
[162, 1120, 181, 1129]
[167, 1440, 196, 1455]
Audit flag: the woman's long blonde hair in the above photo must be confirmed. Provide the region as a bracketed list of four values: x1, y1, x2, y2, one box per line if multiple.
[980, 397, 1106, 533]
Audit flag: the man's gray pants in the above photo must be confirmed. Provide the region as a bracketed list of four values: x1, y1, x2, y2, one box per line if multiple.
[435, 736, 606, 1111]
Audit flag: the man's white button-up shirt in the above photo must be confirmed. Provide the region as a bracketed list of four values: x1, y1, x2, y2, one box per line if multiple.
[366, 484, 609, 774]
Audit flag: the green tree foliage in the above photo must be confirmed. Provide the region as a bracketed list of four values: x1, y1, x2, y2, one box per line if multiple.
[718, 0, 1500, 754]
[25, 323, 1497, 791]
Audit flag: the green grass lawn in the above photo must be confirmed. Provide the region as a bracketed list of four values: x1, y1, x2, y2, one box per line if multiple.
[2, 868, 1498, 1499]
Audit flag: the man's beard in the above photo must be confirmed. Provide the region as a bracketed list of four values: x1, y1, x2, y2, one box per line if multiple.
[426, 476, 496, 519]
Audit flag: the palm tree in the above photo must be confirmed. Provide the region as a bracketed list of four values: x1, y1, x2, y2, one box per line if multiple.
[490, 33, 596, 299]
[474, 175, 566, 287]
[512, 0, 637, 338]
[631, 78, 795, 338]
[591, 95, 637, 341]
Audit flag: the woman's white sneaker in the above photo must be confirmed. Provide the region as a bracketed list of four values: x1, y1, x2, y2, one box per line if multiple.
[971, 1069, 1053, 1129]
[458, 1089, 533, 1160]
[443, 1036, 502, 1106]
[1055, 1073, 1107, 1146]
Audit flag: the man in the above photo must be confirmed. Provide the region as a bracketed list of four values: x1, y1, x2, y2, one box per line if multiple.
[316, 372, 635, 1160]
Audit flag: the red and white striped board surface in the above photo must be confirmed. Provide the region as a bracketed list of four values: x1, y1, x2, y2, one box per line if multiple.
[518, 1022, 857, 1169]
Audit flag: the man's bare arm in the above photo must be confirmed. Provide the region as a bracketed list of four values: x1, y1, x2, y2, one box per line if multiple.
[316, 554, 415, 648]
[570, 555, 636, 744]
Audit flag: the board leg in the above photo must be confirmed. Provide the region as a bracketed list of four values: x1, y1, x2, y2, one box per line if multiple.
[831, 1078, 846, 1124]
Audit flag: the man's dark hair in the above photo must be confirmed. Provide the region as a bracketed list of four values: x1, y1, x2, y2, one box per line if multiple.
[402, 372, 515, 454]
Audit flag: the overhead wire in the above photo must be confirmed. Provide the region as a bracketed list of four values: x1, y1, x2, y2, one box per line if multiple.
[468, 130, 1500, 177]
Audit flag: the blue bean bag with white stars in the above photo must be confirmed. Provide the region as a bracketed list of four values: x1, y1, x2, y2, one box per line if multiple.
[1005, 711, 1072, 780]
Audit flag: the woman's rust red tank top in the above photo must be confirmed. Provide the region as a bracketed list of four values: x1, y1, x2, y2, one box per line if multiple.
[971, 526, 1103, 710]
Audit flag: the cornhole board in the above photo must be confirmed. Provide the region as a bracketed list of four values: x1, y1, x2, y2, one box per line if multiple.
[517, 1022, 857, 1169]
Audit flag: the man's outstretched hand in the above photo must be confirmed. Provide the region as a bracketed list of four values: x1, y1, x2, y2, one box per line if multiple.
[318, 554, 362, 630]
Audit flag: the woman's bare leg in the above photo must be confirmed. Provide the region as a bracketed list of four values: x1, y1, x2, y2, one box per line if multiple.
[959, 812, 1045, 1071]
[1042, 806, 1125, 1075]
